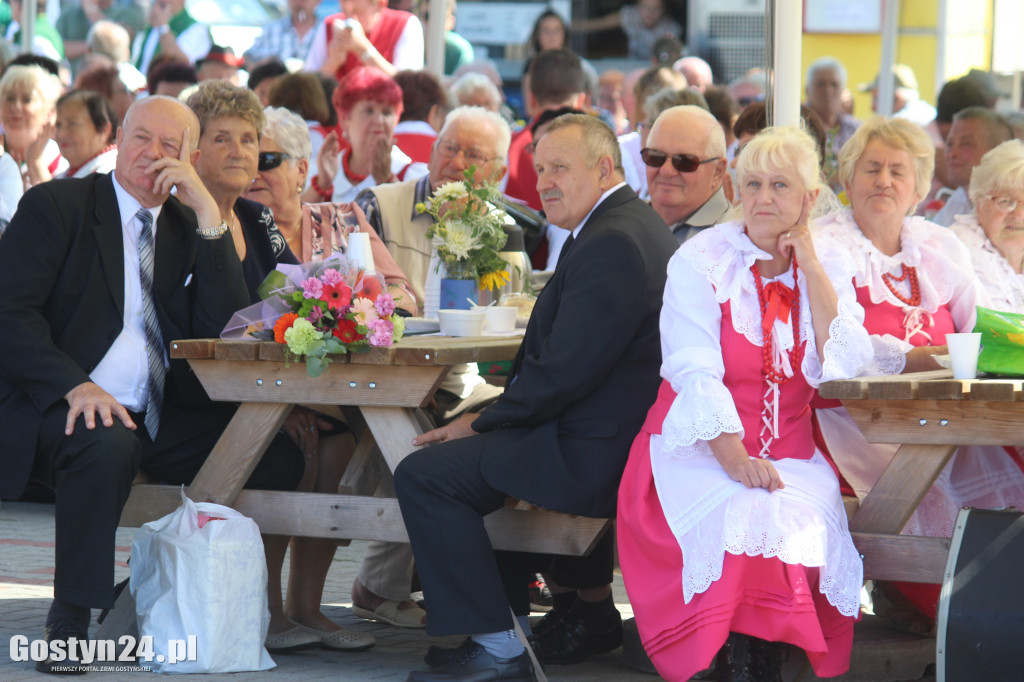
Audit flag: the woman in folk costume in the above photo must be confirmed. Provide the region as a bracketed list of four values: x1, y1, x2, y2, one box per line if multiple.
[618, 126, 872, 682]
[814, 117, 1024, 631]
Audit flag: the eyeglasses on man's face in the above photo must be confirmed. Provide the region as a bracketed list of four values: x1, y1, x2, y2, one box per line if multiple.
[436, 139, 499, 167]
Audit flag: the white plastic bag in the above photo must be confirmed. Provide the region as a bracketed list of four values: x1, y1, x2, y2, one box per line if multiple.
[129, 488, 275, 673]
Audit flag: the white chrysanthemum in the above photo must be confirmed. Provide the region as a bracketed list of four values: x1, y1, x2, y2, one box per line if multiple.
[435, 219, 480, 259]
[434, 181, 469, 203]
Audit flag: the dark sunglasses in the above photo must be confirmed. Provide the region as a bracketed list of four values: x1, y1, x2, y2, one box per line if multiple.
[258, 151, 294, 171]
[640, 148, 720, 173]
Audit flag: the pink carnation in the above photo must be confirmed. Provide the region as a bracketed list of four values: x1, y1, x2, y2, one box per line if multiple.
[320, 268, 345, 287]
[367, 318, 393, 346]
[350, 297, 380, 324]
[374, 292, 396, 318]
[302, 277, 323, 299]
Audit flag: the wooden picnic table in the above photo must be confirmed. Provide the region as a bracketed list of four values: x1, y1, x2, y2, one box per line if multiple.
[101, 335, 611, 639]
[819, 369, 1024, 584]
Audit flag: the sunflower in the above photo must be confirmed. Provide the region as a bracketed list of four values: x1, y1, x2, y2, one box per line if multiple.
[479, 270, 511, 291]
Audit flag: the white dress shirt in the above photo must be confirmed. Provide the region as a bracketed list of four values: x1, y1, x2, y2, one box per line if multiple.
[89, 175, 166, 411]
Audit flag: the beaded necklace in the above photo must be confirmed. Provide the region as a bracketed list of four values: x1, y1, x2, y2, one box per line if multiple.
[881, 263, 921, 307]
[750, 256, 803, 384]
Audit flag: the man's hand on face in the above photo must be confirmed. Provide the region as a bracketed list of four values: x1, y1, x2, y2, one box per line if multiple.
[147, 127, 221, 227]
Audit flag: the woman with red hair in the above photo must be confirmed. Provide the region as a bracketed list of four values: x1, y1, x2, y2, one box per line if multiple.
[309, 67, 427, 204]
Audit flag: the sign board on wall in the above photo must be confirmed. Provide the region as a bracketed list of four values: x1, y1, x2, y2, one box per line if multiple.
[455, 1, 572, 46]
[803, 0, 882, 33]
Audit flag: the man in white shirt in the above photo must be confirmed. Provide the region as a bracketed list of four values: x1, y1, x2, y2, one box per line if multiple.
[0, 96, 303, 673]
[130, 0, 211, 77]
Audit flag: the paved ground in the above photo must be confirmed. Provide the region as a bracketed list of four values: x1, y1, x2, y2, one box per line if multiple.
[0, 500, 937, 682]
[0, 500, 650, 682]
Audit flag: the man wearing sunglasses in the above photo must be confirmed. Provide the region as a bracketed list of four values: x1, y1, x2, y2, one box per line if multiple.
[644, 105, 738, 245]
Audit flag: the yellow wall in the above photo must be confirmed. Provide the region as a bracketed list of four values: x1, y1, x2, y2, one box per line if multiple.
[801, 0, 991, 118]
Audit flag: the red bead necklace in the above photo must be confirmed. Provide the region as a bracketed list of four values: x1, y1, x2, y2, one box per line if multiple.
[881, 263, 921, 307]
[750, 256, 803, 384]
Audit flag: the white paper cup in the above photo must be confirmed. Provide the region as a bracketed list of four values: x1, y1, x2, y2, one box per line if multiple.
[438, 309, 486, 337]
[346, 232, 375, 274]
[946, 332, 982, 379]
[483, 306, 517, 332]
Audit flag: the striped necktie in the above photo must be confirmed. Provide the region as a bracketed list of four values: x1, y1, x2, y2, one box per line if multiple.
[137, 209, 165, 439]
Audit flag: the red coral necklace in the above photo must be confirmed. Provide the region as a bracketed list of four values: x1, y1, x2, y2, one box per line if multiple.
[881, 263, 921, 307]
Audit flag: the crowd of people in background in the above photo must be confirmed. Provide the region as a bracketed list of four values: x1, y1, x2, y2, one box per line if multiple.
[3, 0, 1024, 680]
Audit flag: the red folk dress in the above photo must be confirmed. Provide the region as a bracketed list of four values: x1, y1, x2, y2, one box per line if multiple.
[618, 222, 870, 681]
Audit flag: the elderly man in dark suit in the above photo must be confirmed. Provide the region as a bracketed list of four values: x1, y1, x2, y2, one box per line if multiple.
[395, 113, 676, 682]
[0, 95, 302, 674]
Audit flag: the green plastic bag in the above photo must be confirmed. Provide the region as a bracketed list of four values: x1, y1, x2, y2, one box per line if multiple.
[973, 306, 1024, 376]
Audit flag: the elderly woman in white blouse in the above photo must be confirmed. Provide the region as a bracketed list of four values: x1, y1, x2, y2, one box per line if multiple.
[950, 139, 1024, 312]
[619, 126, 871, 682]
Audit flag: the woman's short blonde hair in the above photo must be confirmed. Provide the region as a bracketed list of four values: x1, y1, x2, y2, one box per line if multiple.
[968, 139, 1024, 206]
[736, 124, 823, 195]
[837, 116, 934, 200]
[0, 64, 63, 110]
[186, 79, 265, 138]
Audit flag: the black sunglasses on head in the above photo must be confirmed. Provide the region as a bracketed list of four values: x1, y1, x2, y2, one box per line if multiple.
[641, 148, 720, 173]
[258, 151, 294, 171]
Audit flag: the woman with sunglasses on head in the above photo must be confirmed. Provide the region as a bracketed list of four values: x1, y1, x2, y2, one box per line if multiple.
[814, 118, 1024, 634]
[308, 67, 428, 206]
[186, 81, 378, 654]
[619, 126, 872, 682]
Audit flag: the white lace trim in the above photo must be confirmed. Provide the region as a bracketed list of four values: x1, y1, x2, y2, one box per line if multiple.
[815, 209, 971, 314]
[651, 440, 863, 617]
[950, 215, 1024, 314]
[661, 374, 744, 457]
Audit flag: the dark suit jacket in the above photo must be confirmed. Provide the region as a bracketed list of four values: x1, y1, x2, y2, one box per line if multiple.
[472, 185, 676, 518]
[0, 173, 250, 499]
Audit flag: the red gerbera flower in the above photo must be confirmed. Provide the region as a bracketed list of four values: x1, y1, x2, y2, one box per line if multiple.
[333, 318, 364, 344]
[322, 283, 353, 311]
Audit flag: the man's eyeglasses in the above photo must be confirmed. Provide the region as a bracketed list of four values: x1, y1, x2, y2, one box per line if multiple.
[641, 148, 720, 173]
[984, 195, 1022, 212]
[258, 151, 294, 171]
[436, 140, 499, 166]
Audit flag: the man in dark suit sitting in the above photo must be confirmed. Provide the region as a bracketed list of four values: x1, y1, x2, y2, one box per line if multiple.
[394, 113, 677, 682]
[0, 95, 303, 674]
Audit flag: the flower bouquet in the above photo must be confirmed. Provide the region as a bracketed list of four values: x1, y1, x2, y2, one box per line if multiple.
[220, 256, 405, 377]
[417, 168, 511, 307]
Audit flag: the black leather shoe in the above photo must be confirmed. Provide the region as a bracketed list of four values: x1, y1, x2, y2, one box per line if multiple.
[408, 638, 536, 681]
[423, 636, 472, 668]
[527, 609, 563, 644]
[35, 619, 89, 675]
[531, 608, 623, 664]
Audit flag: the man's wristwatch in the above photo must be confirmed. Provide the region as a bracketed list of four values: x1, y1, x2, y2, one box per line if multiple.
[196, 221, 229, 240]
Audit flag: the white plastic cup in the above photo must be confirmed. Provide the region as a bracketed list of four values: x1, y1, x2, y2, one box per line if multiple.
[346, 232, 375, 274]
[946, 332, 982, 379]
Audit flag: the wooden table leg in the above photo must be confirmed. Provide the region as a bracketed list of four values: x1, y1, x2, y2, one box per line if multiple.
[185, 402, 292, 505]
[850, 442, 957, 534]
[359, 405, 426, 472]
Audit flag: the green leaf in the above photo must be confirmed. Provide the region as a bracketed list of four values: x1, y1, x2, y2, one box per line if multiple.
[324, 337, 347, 354]
[306, 356, 329, 377]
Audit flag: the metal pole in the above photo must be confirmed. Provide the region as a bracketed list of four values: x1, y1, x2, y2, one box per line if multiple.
[21, 0, 36, 56]
[877, 0, 901, 117]
[426, 0, 447, 77]
[769, 0, 802, 127]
